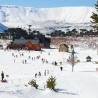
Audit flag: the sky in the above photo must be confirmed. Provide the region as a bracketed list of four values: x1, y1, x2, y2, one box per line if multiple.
[0, 0, 97, 8]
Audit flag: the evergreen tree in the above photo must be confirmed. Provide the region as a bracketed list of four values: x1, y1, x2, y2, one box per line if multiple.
[47, 76, 56, 90]
[91, 1, 98, 31]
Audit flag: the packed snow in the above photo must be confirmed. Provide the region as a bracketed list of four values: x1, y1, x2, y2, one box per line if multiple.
[0, 47, 98, 98]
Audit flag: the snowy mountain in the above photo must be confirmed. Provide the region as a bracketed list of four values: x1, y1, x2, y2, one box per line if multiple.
[0, 5, 95, 33]
[0, 23, 7, 32]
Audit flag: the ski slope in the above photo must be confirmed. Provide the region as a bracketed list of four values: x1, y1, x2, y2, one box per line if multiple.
[0, 48, 98, 98]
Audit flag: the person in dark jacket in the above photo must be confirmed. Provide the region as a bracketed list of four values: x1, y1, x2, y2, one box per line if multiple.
[60, 66, 63, 71]
[1, 71, 4, 81]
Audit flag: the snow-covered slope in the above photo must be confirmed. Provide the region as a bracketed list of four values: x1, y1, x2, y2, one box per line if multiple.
[0, 5, 95, 32]
[0, 48, 98, 98]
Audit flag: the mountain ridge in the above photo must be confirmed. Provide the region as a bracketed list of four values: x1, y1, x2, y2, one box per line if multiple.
[0, 5, 95, 33]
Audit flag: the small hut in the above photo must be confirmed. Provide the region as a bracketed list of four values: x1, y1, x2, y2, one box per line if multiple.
[59, 44, 69, 52]
[86, 56, 92, 62]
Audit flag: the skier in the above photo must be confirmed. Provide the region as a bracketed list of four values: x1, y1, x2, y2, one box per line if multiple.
[35, 73, 37, 78]
[60, 66, 63, 71]
[44, 70, 46, 76]
[54, 61, 57, 66]
[25, 59, 27, 64]
[1, 71, 4, 81]
[38, 72, 41, 77]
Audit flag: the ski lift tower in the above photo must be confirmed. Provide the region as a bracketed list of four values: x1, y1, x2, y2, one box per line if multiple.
[71, 47, 75, 72]
[70, 45, 76, 72]
[28, 25, 32, 35]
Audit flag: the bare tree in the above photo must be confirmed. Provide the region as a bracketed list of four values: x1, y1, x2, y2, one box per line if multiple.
[67, 46, 78, 72]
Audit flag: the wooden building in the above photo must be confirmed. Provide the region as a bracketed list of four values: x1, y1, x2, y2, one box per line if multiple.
[25, 40, 41, 50]
[7, 34, 50, 50]
[7, 37, 41, 50]
[59, 44, 69, 52]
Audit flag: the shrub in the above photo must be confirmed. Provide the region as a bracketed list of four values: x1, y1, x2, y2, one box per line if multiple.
[28, 79, 38, 89]
[47, 76, 56, 90]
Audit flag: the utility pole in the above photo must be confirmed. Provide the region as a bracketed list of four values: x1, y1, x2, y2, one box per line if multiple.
[68, 45, 76, 72]
[71, 47, 75, 72]
[28, 25, 32, 35]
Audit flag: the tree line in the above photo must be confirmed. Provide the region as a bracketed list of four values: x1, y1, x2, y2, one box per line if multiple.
[2, 28, 44, 40]
[50, 29, 97, 37]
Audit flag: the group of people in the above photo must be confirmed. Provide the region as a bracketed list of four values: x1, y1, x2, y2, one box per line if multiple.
[12, 52, 43, 64]
[12, 51, 64, 67]
[34, 70, 50, 78]
[41, 58, 48, 64]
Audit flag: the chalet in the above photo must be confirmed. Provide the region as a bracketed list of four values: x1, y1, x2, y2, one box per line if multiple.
[7, 33, 51, 50]
[59, 44, 69, 52]
[7, 37, 40, 50]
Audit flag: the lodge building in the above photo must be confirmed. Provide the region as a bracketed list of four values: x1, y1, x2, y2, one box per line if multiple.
[7, 33, 51, 50]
